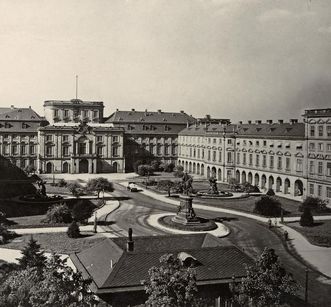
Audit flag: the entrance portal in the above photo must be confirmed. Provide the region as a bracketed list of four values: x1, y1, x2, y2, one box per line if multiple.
[79, 159, 88, 173]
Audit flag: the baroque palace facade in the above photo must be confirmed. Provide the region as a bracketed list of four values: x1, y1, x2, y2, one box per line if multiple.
[178, 108, 331, 202]
[0, 100, 330, 201]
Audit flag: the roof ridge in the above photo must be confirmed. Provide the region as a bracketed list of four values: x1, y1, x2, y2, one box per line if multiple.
[100, 253, 127, 289]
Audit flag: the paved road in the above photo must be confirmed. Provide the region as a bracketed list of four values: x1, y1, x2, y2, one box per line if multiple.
[107, 183, 331, 306]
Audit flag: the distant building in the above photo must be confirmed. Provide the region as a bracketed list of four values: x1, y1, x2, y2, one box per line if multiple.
[0, 106, 46, 170]
[178, 119, 309, 200]
[106, 109, 195, 171]
[70, 232, 253, 306]
[38, 99, 124, 174]
[303, 108, 331, 201]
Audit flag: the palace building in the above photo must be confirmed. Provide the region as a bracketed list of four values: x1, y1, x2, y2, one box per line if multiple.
[178, 110, 331, 202]
[0, 106, 47, 170]
[38, 99, 125, 174]
[106, 109, 195, 171]
[303, 108, 331, 200]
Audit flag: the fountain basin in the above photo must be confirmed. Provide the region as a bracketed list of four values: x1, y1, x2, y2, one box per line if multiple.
[159, 215, 217, 232]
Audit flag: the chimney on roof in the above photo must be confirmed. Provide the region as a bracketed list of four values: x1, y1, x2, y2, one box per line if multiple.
[248, 120, 252, 124]
[29, 106, 31, 109]
[238, 121, 243, 124]
[180, 110, 184, 113]
[255, 120, 262, 124]
[127, 228, 134, 252]
[131, 108, 135, 112]
[157, 109, 162, 113]
[116, 108, 119, 111]
[267, 120, 273, 124]
[278, 119, 284, 124]
[290, 119, 298, 124]
[11, 105, 14, 109]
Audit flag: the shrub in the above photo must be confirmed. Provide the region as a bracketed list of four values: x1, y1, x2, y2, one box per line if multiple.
[266, 189, 275, 196]
[173, 165, 184, 178]
[242, 182, 260, 193]
[157, 180, 174, 196]
[299, 197, 327, 212]
[0, 225, 16, 244]
[44, 203, 72, 224]
[67, 181, 83, 198]
[151, 160, 160, 171]
[137, 165, 153, 176]
[67, 221, 80, 238]
[71, 200, 96, 222]
[142, 179, 157, 186]
[133, 160, 144, 172]
[164, 162, 175, 172]
[57, 179, 67, 187]
[300, 207, 314, 227]
[253, 196, 282, 217]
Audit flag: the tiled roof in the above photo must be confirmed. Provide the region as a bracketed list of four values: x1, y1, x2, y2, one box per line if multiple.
[71, 234, 253, 293]
[112, 123, 187, 135]
[180, 123, 305, 139]
[0, 107, 44, 121]
[106, 110, 196, 125]
[0, 121, 41, 133]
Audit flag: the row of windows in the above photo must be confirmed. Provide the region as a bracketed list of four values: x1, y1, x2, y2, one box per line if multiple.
[46, 145, 119, 157]
[309, 161, 331, 177]
[309, 184, 331, 198]
[144, 144, 177, 156]
[45, 135, 120, 142]
[2, 144, 35, 155]
[309, 124, 331, 137]
[179, 148, 306, 173]
[1, 134, 36, 140]
[308, 142, 331, 152]
[54, 109, 99, 119]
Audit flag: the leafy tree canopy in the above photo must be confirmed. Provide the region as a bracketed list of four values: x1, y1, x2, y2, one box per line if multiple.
[143, 253, 200, 307]
[86, 177, 114, 198]
[236, 248, 298, 307]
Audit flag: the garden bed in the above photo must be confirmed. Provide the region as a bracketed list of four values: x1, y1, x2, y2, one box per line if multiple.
[288, 220, 331, 247]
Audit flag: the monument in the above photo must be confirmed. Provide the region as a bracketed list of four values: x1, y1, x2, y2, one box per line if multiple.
[171, 173, 201, 226]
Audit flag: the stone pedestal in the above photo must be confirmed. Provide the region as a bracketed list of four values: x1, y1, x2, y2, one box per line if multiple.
[172, 195, 201, 226]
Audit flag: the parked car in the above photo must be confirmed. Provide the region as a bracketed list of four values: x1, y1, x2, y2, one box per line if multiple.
[127, 182, 139, 192]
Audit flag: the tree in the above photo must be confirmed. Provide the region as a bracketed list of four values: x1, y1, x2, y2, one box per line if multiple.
[137, 164, 153, 177]
[236, 248, 297, 306]
[151, 160, 160, 172]
[253, 196, 282, 217]
[300, 207, 314, 227]
[299, 196, 327, 212]
[44, 203, 72, 224]
[67, 221, 80, 238]
[157, 180, 175, 197]
[86, 177, 114, 199]
[173, 165, 184, 178]
[19, 236, 47, 269]
[67, 181, 83, 198]
[0, 253, 96, 307]
[71, 199, 96, 222]
[143, 253, 199, 307]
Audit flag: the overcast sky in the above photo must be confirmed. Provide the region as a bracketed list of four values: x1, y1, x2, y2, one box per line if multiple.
[0, 0, 330, 121]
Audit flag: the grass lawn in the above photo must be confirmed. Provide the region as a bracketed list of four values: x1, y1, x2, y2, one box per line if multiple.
[289, 220, 331, 247]
[7, 214, 72, 229]
[3, 232, 106, 254]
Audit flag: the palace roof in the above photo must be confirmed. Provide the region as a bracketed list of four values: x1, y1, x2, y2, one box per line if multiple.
[0, 107, 44, 121]
[180, 122, 305, 139]
[106, 109, 195, 125]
